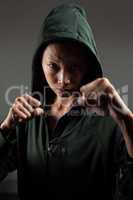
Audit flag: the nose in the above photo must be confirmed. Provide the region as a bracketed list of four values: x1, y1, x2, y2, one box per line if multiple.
[57, 69, 71, 88]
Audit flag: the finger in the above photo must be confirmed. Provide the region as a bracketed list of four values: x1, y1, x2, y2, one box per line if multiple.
[18, 118, 24, 122]
[80, 78, 102, 93]
[13, 106, 28, 120]
[34, 107, 44, 116]
[80, 77, 114, 96]
[24, 94, 41, 108]
[16, 96, 34, 113]
[77, 94, 86, 106]
[76, 91, 98, 107]
[16, 102, 32, 118]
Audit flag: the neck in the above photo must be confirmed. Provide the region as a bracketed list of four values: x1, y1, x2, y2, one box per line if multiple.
[53, 95, 75, 111]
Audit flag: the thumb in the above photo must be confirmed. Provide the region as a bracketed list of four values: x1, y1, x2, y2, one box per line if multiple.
[34, 107, 44, 116]
[76, 95, 86, 106]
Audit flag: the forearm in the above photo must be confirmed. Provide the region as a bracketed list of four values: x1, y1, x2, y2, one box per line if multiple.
[119, 111, 133, 158]
[0, 111, 17, 131]
[0, 115, 17, 144]
[0, 127, 17, 182]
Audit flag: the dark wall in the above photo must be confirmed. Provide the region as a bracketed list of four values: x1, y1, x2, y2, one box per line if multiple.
[0, 0, 133, 195]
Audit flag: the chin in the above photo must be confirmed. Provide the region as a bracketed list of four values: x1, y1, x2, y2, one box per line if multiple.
[58, 91, 72, 98]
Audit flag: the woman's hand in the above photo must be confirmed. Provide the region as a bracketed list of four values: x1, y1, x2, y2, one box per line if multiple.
[78, 77, 133, 157]
[0, 94, 44, 130]
[78, 77, 132, 125]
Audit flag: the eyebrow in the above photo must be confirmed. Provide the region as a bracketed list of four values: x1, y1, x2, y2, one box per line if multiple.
[47, 55, 60, 62]
[47, 55, 84, 64]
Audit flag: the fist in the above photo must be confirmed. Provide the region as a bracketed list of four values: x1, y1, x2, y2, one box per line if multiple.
[11, 94, 44, 122]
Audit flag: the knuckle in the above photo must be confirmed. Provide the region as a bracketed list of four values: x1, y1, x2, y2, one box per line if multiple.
[20, 96, 25, 101]
[24, 94, 30, 99]
[17, 103, 21, 109]
[102, 77, 109, 83]
[80, 87, 84, 92]
[107, 85, 115, 94]
[16, 96, 20, 101]
[23, 94, 28, 99]
[15, 96, 22, 103]
[12, 103, 19, 113]
[23, 94, 28, 102]
[12, 103, 16, 109]
[97, 77, 102, 82]
[100, 77, 109, 85]
[13, 106, 18, 113]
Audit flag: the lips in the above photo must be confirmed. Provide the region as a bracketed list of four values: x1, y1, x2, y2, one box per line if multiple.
[56, 88, 74, 96]
[57, 88, 73, 92]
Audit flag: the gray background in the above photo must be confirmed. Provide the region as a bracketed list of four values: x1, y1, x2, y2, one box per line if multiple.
[0, 0, 132, 196]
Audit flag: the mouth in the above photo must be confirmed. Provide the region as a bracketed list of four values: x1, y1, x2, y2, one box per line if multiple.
[56, 88, 74, 97]
[57, 88, 75, 92]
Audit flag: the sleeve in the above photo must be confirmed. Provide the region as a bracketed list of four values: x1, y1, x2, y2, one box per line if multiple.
[112, 125, 133, 200]
[0, 128, 17, 182]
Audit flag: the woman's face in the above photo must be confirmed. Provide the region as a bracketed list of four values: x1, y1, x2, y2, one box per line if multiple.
[42, 42, 90, 97]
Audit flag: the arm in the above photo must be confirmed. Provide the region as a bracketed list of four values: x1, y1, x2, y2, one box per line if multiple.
[112, 125, 133, 200]
[78, 77, 133, 199]
[79, 77, 133, 157]
[0, 94, 44, 182]
[0, 128, 17, 182]
[117, 112, 133, 158]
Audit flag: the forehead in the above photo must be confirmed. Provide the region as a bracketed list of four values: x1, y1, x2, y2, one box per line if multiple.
[43, 42, 89, 63]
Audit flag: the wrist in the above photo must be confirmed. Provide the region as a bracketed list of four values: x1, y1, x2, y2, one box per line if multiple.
[0, 117, 17, 143]
[0, 125, 16, 143]
[122, 110, 133, 121]
[0, 116, 16, 130]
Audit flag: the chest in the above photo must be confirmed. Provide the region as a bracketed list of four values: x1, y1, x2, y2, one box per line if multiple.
[26, 115, 106, 171]
[17, 115, 116, 199]
[46, 106, 71, 136]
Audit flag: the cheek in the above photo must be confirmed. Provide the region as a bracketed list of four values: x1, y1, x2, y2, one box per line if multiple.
[44, 70, 57, 86]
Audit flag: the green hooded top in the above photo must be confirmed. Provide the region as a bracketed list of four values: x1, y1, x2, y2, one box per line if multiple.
[0, 3, 132, 200]
[31, 3, 103, 103]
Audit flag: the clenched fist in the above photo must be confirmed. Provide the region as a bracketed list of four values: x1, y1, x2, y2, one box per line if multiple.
[0, 94, 44, 130]
[77, 77, 131, 126]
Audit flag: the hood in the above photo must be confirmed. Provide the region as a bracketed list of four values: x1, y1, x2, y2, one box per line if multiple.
[31, 3, 103, 103]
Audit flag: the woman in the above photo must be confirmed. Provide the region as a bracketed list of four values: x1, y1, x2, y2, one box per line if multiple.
[0, 3, 133, 200]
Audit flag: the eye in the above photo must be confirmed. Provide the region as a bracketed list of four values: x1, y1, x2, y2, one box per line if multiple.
[48, 63, 59, 71]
